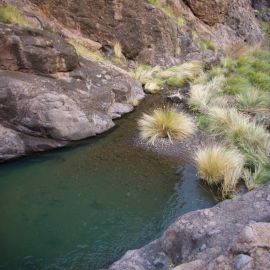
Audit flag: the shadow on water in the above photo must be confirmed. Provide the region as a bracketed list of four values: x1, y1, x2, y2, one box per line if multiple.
[0, 96, 215, 270]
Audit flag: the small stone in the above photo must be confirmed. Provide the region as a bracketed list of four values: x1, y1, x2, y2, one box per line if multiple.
[240, 226, 254, 243]
[200, 244, 207, 251]
[266, 195, 270, 201]
[216, 255, 225, 264]
[208, 229, 221, 236]
[234, 254, 253, 270]
[209, 221, 216, 227]
[204, 209, 214, 217]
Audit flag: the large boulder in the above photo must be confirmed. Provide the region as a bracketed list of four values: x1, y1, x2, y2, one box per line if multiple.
[109, 183, 270, 269]
[0, 23, 145, 161]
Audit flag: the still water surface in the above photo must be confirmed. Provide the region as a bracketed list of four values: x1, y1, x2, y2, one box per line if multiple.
[0, 98, 215, 270]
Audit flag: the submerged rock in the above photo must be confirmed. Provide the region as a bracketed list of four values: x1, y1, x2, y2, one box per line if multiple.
[109, 183, 270, 270]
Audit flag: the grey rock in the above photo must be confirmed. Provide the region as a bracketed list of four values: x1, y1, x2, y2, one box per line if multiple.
[0, 125, 25, 161]
[109, 183, 270, 270]
[234, 254, 254, 270]
[0, 23, 78, 74]
[0, 23, 145, 161]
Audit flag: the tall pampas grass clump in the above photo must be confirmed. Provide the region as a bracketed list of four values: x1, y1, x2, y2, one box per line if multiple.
[138, 108, 195, 144]
[195, 144, 245, 198]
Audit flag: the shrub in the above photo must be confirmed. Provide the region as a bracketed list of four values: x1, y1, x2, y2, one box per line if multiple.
[0, 5, 29, 27]
[195, 144, 245, 198]
[138, 107, 195, 144]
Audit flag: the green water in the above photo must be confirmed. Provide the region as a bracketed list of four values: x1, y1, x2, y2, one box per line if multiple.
[0, 97, 215, 270]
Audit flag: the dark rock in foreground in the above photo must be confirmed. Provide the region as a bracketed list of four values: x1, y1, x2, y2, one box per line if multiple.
[109, 183, 270, 270]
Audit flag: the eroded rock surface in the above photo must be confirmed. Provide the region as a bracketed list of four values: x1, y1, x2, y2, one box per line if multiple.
[185, 0, 230, 26]
[0, 23, 144, 161]
[109, 183, 270, 270]
[1, 0, 262, 65]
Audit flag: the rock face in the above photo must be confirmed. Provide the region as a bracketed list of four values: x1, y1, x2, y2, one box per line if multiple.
[1, 0, 262, 65]
[109, 183, 270, 270]
[0, 23, 78, 73]
[185, 0, 230, 26]
[0, 23, 145, 161]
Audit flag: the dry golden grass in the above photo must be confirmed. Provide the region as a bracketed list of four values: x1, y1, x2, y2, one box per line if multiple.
[188, 75, 225, 112]
[114, 41, 123, 59]
[195, 144, 245, 198]
[67, 38, 105, 62]
[138, 107, 195, 144]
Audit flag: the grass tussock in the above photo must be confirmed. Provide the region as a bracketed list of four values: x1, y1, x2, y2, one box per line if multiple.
[189, 47, 270, 195]
[200, 40, 216, 51]
[195, 144, 245, 198]
[131, 61, 203, 93]
[67, 38, 105, 62]
[138, 107, 195, 145]
[114, 41, 123, 59]
[236, 87, 270, 110]
[148, 0, 185, 27]
[0, 5, 29, 27]
[188, 75, 225, 112]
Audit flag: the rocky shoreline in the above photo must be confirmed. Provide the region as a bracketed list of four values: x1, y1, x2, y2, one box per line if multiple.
[0, 23, 144, 162]
[108, 183, 270, 270]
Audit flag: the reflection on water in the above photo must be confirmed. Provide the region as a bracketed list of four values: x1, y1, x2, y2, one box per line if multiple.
[0, 97, 215, 270]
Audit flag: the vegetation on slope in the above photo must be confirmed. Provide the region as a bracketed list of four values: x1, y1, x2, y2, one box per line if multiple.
[147, 0, 185, 27]
[0, 4, 29, 27]
[190, 48, 270, 198]
[131, 61, 203, 93]
[135, 46, 269, 199]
